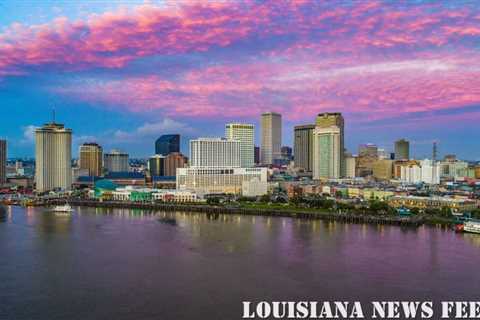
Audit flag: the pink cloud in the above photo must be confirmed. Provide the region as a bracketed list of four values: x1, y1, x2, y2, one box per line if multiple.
[54, 51, 480, 128]
[1, 0, 480, 129]
[1, 1, 480, 75]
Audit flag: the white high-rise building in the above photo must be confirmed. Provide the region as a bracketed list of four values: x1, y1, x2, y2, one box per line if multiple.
[225, 123, 254, 167]
[190, 138, 241, 167]
[261, 112, 282, 165]
[312, 126, 342, 179]
[35, 122, 72, 192]
[400, 159, 440, 184]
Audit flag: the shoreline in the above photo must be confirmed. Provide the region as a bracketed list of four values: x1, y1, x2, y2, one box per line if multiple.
[38, 199, 453, 228]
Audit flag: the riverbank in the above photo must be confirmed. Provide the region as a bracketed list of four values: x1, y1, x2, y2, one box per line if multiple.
[40, 199, 446, 228]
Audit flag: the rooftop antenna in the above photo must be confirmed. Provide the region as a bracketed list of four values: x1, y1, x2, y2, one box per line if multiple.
[52, 107, 56, 124]
[432, 141, 437, 162]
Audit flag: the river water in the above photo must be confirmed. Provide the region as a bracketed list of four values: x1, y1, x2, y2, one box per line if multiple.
[1, 206, 480, 319]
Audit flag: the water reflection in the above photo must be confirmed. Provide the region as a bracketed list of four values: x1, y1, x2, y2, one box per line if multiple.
[36, 211, 72, 235]
[2, 206, 480, 320]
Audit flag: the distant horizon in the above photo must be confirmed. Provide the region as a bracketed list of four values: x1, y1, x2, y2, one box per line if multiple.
[1, 1, 479, 159]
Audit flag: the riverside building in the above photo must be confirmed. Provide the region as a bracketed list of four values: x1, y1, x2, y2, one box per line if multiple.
[294, 124, 315, 172]
[394, 139, 410, 160]
[261, 112, 282, 165]
[79, 142, 103, 177]
[35, 122, 72, 192]
[225, 123, 254, 167]
[312, 113, 345, 179]
[104, 150, 129, 173]
[155, 134, 180, 156]
[190, 138, 241, 168]
[176, 167, 268, 195]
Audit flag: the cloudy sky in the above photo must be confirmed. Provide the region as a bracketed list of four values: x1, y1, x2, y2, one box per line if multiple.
[0, 0, 479, 159]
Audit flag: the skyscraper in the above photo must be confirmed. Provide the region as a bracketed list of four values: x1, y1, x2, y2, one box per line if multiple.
[79, 142, 103, 176]
[394, 139, 410, 160]
[345, 152, 356, 178]
[0, 140, 6, 185]
[155, 134, 180, 156]
[281, 146, 293, 160]
[254, 146, 260, 165]
[164, 152, 187, 176]
[225, 123, 254, 167]
[148, 154, 165, 176]
[190, 138, 241, 167]
[293, 124, 315, 172]
[35, 122, 72, 192]
[313, 126, 342, 179]
[104, 150, 129, 173]
[261, 112, 282, 165]
[313, 113, 345, 178]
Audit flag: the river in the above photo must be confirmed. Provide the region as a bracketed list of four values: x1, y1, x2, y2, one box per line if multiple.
[1, 206, 479, 319]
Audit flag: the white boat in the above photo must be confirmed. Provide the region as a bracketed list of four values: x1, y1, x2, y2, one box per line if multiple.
[463, 220, 480, 234]
[52, 204, 73, 213]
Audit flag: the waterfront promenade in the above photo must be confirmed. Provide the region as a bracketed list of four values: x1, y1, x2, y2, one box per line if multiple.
[46, 199, 427, 227]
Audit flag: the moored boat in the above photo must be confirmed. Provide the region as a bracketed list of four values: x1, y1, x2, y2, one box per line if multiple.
[52, 204, 73, 213]
[463, 220, 480, 234]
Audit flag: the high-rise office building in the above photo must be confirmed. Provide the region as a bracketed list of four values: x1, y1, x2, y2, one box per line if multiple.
[148, 154, 165, 176]
[261, 112, 282, 165]
[359, 143, 378, 157]
[372, 159, 394, 180]
[356, 143, 378, 177]
[294, 124, 315, 172]
[313, 113, 345, 178]
[345, 153, 356, 178]
[313, 126, 342, 179]
[225, 123, 254, 167]
[155, 134, 180, 156]
[190, 138, 241, 167]
[0, 140, 6, 185]
[35, 122, 72, 192]
[281, 146, 293, 160]
[104, 149, 129, 173]
[254, 146, 260, 165]
[79, 142, 103, 176]
[164, 152, 187, 176]
[394, 139, 410, 160]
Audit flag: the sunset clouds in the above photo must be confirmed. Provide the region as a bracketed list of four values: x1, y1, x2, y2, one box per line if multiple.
[1, 0, 479, 157]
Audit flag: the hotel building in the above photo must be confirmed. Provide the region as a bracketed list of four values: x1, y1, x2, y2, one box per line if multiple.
[225, 123, 254, 167]
[176, 167, 268, 195]
[313, 126, 342, 179]
[35, 122, 72, 192]
[190, 138, 241, 167]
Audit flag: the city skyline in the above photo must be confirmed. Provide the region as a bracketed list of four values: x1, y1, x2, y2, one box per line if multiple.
[0, 1, 479, 159]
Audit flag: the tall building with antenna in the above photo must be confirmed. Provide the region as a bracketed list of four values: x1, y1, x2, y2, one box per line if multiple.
[35, 111, 72, 192]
